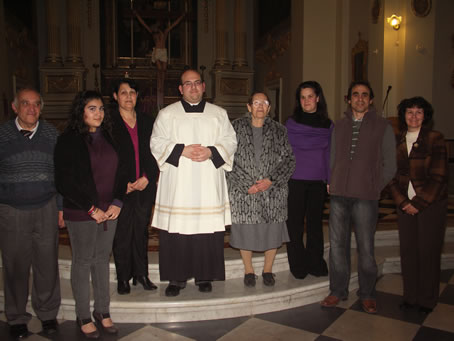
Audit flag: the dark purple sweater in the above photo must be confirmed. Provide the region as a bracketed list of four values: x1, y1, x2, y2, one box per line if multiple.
[63, 130, 121, 221]
[286, 117, 333, 181]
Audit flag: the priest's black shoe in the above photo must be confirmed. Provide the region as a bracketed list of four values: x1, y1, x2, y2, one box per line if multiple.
[197, 282, 212, 293]
[165, 284, 181, 297]
[117, 280, 130, 295]
[10, 324, 29, 339]
[41, 319, 58, 335]
[133, 276, 157, 290]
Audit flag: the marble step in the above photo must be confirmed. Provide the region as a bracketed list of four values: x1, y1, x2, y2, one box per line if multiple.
[50, 226, 454, 282]
[65, 246, 454, 323]
[1, 228, 453, 323]
[1, 244, 453, 323]
[55, 246, 292, 283]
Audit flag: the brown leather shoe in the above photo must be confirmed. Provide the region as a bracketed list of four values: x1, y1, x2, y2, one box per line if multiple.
[362, 299, 377, 314]
[320, 295, 340, 308]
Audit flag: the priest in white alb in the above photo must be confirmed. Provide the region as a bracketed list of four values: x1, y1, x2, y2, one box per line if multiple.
[150, 69, 237, 297]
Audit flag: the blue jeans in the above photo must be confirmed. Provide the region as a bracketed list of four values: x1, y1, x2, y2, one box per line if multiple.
[328, 195, 378, 300]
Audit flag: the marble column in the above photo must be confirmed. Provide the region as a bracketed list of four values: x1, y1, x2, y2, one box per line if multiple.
[40, 0, 86, 121]
[214, 0, 231, 69]
[44, 0, 63, 64]
[66, 0, 83, 65]
[233, 0, 248, 69]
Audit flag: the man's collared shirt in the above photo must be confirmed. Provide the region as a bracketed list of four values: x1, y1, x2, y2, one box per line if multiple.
[15, 117, 39, 139]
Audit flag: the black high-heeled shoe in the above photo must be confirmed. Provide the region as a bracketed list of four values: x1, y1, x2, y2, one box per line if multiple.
[117, 280, 130, 295]
[132, 276, 157, 290]
[76, 317, 100, 339]
[93, 311, 118, 334]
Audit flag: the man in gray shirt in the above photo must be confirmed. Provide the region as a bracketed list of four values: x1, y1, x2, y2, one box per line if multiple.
[321, 81, 396, 314]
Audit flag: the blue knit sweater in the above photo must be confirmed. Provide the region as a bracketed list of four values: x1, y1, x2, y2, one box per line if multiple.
[0, 119, 59, 209]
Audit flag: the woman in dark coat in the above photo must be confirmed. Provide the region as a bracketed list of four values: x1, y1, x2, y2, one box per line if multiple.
[388, 96, 448, 315]
[55, 91, 127, 338]
[227, 92, 295, 287]
[111, 78, 159, 295]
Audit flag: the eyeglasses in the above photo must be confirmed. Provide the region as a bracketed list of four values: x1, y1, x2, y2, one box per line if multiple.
[252, 100, 270, 107]
[182, 80, 203, 88]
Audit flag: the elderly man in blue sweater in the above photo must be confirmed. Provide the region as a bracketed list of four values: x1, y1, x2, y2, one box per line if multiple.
[0, 88, 61, 339]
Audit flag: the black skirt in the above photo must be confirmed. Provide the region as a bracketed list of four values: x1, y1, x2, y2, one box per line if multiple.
[158, 230, 225, 282]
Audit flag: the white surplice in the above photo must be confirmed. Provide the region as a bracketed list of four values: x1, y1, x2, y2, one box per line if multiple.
[150, 101, 237, 235]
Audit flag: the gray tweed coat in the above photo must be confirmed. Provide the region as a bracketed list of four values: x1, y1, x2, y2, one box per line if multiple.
[226, 114, 295, 224]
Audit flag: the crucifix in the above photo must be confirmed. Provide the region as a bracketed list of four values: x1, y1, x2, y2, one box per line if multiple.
[132, 6, 186, 110]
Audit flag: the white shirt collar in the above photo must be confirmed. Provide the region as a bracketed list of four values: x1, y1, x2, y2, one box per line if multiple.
[15, 117, 39, 139]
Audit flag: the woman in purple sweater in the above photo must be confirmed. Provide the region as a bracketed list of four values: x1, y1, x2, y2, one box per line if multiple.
[286, 81, 333, 279]
[55, 91, 127, 338]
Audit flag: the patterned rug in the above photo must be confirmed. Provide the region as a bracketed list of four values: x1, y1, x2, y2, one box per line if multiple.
[58, 198, 454, 251]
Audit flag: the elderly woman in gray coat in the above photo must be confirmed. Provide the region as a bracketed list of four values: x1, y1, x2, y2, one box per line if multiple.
[227, 92, 295, 287]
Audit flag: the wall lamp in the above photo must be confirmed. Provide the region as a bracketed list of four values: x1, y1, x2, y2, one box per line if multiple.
[387, 14, 402, 30]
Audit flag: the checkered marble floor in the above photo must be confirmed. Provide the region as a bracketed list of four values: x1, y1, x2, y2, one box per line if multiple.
[1, 270, 454, 341]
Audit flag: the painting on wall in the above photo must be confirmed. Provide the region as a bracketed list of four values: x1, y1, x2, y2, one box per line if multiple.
[411, 0, 432, 17]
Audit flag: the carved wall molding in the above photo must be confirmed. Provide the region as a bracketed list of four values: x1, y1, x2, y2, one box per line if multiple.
[211, 69, 254, 119]
[46, 75, 80, 93]
[39, 66, 87, 123]
[220, 78, 249, 96]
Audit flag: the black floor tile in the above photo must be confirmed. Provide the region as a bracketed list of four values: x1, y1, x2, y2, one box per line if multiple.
[440, 269, 454, 283]
[439, 284, 454, 305]
[413, 326, 454, 341]
[315, 336, 343, 341]
[36, 320, 84, 341]
[256, 302, 346, 334]
[350, 292, 427, 325]
[37, 320, 146, 341]
[152, 316, 250, 341]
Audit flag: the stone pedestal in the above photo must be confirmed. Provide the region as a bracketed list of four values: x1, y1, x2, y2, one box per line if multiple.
[211, 69, 254, 119]
[39, 67, 87, 127]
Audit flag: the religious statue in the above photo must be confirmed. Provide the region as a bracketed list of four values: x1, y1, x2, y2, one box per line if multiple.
[132, 9, 186, 109]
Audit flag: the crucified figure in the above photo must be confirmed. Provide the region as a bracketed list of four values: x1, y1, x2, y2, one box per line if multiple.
[133, 9, 186, 109]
